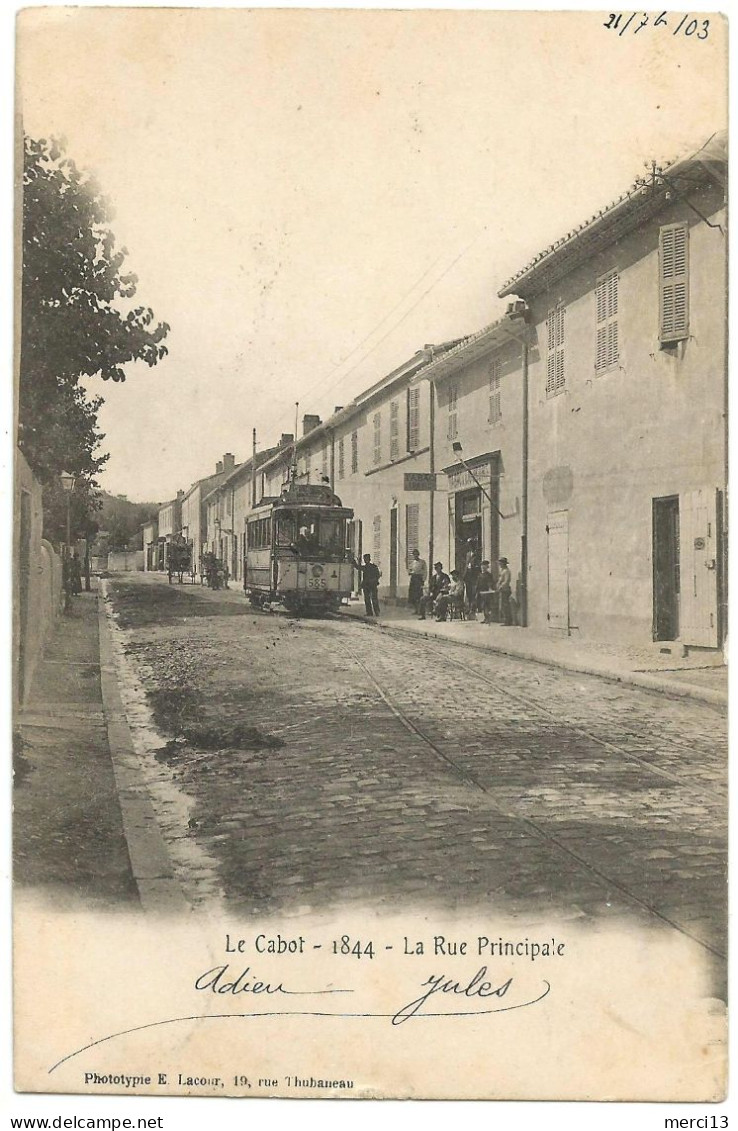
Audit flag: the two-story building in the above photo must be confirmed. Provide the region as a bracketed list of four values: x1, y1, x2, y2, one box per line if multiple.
[420, 312, 530, 614]
[498, 131, 727, 649]
[156, 490, 184, 571]
[250, 343, 461, 598]
[181, 453, 237, 580]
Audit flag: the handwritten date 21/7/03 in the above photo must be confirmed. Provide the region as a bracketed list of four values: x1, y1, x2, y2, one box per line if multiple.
[604, 12, 710, 39]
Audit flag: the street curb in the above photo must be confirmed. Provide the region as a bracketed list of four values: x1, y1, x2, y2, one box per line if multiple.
[343, 609, 728, 709]
[96, 592, 190, 914]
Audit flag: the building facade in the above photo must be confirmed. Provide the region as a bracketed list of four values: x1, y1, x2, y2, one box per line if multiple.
[181, 454, 237, 580]
[499, 132, 727, 648]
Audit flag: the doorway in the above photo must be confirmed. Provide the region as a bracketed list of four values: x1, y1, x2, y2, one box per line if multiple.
[653, 495, 680, 641]
[454, 488, 482, 573]
[389, 506, 398, 597]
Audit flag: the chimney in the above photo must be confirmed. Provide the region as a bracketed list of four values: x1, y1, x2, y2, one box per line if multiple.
[223, 452, 235, 471]
[279, 433, 293, 447]
[302, 414, 321, 436]
[334, 406, 344, 415]
[216, 461, 224, 475]
[176, 490, 184, 502]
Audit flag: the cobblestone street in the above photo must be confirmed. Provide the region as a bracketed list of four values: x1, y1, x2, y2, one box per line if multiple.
[108, 575, 727, 986]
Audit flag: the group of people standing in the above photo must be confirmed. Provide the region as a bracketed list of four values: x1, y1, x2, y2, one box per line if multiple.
[354, 544, 515, 624]
[410, 549, 514, 624]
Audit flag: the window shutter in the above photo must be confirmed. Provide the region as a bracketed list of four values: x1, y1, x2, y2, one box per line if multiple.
[338, 437, 345, 479]
[373, 413, 381, 465]
[547, 304, 566, 394]
[595, 270, 619, 371]
[659, 223, 689, 342]
[390, 400, 399, 461]
[489, 358, 502, 423]
[405, 504, 419, 568]
[407, 387, 420, 451]
[351, 430, 358, 473]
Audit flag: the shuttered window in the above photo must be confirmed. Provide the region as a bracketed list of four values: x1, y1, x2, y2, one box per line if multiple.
[373, 413, 381, 465]
[321, 442, 328, 477]
[389, 400, 399, 461]
[405, 504, 420, 568]
[595, 269, 619, 371]
[351, 430, 359, 473]
[659, 223, 689, 343]
[372, 514, 381, 567]
[407, 387, 420, 450]
[447, 383, 458, 440]
[337, 437, 345, 479]
[546, 304, 566, 396]
[489, 357, 502, 423]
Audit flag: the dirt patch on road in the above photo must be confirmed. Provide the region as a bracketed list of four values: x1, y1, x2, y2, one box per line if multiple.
[110, 579, 253, 628]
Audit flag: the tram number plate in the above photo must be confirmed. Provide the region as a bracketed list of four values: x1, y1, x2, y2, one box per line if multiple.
[307, 577, 327, 589]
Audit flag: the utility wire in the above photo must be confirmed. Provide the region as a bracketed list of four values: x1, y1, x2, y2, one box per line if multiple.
[264, 225, 489, 437]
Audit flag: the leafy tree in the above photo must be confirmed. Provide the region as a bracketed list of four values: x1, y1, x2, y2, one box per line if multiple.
[19, 136, 169, 524]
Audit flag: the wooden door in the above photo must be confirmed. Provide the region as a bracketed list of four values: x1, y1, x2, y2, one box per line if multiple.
[546, 510, 569, 633]
[679, 488, 719, 648]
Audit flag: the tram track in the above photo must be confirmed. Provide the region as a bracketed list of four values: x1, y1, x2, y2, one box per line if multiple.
[332, 623, 726, 961]
[339, 616, 725, 803]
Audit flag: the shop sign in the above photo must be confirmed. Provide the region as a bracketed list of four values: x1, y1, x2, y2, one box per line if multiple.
[446, 464, 490, 493]
[404, 473, 437, 491]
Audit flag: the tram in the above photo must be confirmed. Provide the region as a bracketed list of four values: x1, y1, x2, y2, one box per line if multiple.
[244, 479, 355, 615]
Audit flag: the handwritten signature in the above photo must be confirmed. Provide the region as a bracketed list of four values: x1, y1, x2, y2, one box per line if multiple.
[48, 965, 550, 1072]
[193, 963, 548, 1026]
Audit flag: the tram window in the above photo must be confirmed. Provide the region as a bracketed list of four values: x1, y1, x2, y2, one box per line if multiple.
[321, 516, 344, 552]
[275, 514, 296, 545]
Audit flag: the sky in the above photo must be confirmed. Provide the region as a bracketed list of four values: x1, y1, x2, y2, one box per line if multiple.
[16, 7, 728, 502]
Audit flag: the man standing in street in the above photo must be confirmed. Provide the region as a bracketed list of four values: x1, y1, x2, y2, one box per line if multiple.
[497, 556, 513, 625]
[407, 547, 427, 614]
[359, 553, 381, 618]
[464, 540, 481, 619]
[476, 560, 495, 623]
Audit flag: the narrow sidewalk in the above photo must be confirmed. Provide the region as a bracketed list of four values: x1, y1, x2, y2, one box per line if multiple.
[13, 585, 186, 911]
[343, 600, 728, 707]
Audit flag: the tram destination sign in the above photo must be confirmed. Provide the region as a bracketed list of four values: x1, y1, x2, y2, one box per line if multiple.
[404, 472, 437, 491]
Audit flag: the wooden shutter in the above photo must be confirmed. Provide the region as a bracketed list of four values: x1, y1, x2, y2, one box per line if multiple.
[447, 383, 458, 440]
[407, 387, 420, 451]
[351, 430, 358, 473]
[546, 510, 569, 631]
[659, 223, 689, 342]
[596, 270, 619, 371]
[373, 413, 381, 465]
[405, 504, 420, 568]
[547, 305, 565, 394]
[679, 488, 718, 647]
[390, 400, 399, 461]
[489, 358, 502, 423]
[372, 515, 382, 573]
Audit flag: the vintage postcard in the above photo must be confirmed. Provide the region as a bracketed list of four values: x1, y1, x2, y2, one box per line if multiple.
[13, 6, 728, 1105]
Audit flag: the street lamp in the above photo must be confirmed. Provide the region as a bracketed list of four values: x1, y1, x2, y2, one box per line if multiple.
[451, 441, 505, 519]
[60, 472, 76, 609]
[60, 472, 76, 552]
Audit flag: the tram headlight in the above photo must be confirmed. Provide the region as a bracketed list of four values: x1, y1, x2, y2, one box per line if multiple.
[311, 564, 324, 578]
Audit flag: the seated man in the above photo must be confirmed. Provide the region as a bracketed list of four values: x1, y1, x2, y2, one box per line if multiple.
[434, 570, 463, 621]
[418, 561, 450, 620]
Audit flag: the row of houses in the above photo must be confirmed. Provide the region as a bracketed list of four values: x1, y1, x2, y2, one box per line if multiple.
[147, 132, 727, 651]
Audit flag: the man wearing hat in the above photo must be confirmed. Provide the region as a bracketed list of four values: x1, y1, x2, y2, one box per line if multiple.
[497, 557, 513, 625]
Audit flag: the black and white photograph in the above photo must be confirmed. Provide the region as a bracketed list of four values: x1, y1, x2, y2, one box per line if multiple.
[11, 5, 729, 1110]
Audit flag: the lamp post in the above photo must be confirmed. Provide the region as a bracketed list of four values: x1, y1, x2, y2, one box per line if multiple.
[60, 472, 76, 609]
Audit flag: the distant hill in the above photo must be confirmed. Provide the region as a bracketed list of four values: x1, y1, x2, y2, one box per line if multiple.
[95, 491, 160, 551]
